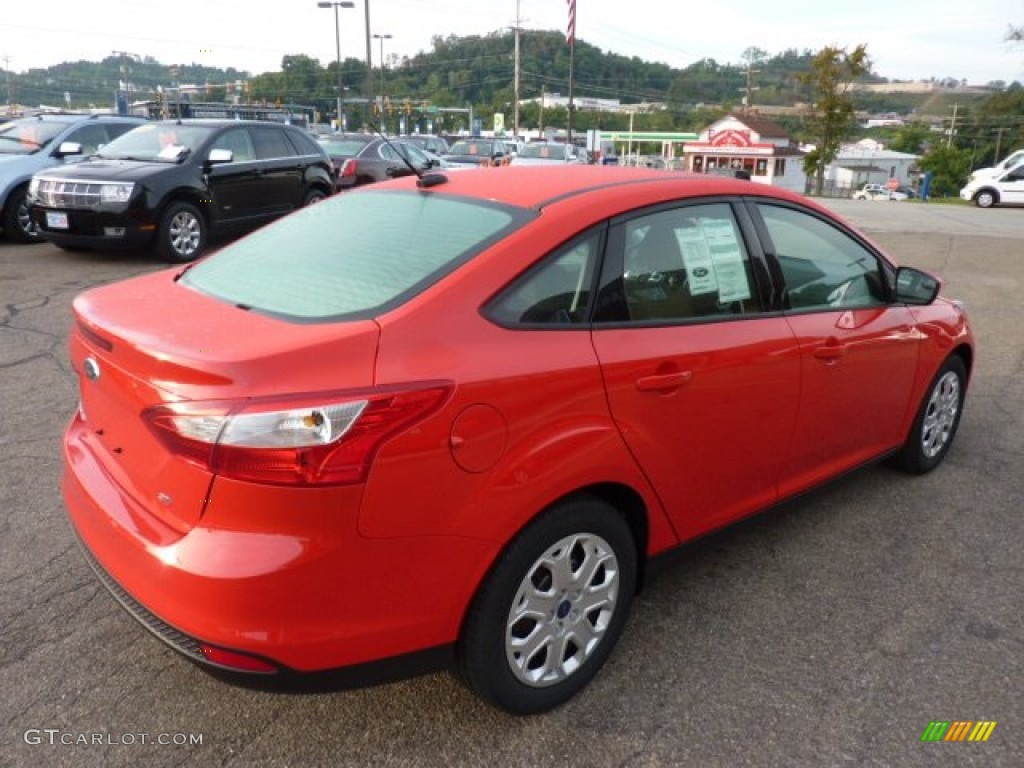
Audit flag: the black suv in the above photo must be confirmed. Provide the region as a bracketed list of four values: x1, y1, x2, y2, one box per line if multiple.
[28, 119, 334, 261]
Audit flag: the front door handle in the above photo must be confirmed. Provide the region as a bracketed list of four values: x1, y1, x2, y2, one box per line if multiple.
[813, 343, 847, 363]
[635, 371, 692, 393]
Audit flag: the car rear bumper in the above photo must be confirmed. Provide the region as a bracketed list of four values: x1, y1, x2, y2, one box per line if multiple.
[62, 412, 495, 675]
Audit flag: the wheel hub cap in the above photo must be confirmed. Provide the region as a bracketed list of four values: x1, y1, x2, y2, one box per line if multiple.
[505, 532, 619, 687]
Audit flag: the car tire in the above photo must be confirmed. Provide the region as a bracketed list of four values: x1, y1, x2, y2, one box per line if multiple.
[3, 184, 42, 244]
[303, 188, 327, 206]
[157, 202, 206, 263]
[457, 495, 637, 715]
[891, 355, 967, 475]
[974, 190, 997, 208]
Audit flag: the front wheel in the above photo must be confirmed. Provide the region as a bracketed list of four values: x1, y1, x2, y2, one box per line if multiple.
[891, 355, 967, 474]
[3, 185, 43, 243]
[458, 496, 637, 714]
[974, 190, 997, 208]
[156, 202, 206, 262]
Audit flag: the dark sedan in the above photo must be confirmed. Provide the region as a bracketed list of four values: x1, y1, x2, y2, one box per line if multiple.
[321, 134, 439, 190]
[442, 137, 510, 168]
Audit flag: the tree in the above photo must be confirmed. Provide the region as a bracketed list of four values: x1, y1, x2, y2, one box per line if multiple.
[919, 145, 971, 197]
[799, 45, 871, 195]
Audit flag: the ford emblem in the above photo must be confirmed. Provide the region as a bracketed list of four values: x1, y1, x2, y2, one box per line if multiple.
[83, 357, 101, 382]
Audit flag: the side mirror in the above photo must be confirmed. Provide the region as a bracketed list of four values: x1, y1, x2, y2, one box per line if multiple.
[56, 141, 83, 158]
[895, 266, 941, 305]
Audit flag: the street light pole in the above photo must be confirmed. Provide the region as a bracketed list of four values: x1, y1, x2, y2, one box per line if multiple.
[373, 33, 392, 109]
[317, 1, 354, 131]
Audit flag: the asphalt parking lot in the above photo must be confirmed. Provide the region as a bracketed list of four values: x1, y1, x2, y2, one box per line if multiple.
[2, 201, 1022, 767]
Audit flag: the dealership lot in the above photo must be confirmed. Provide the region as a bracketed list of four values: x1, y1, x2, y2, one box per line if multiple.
[2, 202, 1021, 766]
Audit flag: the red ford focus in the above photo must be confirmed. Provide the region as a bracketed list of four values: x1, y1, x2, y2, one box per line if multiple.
[63, 166, 973, 714]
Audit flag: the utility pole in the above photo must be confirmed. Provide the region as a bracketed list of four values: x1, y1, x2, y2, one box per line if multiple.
[946, 103, 958, 149]
[994, 126, 1005, 163]
[741, 62, 760, 114]
[363, 0, 373, 105]
[513, 0, 521, 138]
[2, 55, 13, 114]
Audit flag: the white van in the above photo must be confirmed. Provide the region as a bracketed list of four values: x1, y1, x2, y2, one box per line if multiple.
[960, 163, 1024, 207]
[967, 148, 1024, 183]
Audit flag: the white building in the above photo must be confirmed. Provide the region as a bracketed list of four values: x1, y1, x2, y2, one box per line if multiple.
[826, 139, 919, 191]
[682, 114, 807, 193]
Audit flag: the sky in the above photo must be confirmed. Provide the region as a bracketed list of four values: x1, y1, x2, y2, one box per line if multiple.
[2, 0, 1023, 87]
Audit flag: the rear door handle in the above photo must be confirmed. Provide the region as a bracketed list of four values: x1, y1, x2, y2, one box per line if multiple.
[635, 371, 692, 393]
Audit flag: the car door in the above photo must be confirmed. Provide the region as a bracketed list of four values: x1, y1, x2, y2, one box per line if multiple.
[249, 125, 303, 216]
[751, 201, 922, 498]
[589, 202, 802, 541]
[997, 167, 1024, 204]
[205, 127, 263, 224]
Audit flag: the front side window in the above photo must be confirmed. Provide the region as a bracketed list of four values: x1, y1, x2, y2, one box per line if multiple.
[211, 128, 255, 162]
[486, 231, 601, 325]
[598, 203, 761, 324]
[757, 203, 888, 311]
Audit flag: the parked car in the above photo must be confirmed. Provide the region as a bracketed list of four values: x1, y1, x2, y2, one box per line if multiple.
[509, 141, 587, 166]
[27, 119, 334, 261]
[63, 166, 973, 715]
[852, 183, 908, 201]
[442, 137, 510, 167]
[402, 134, 450, 155]
[960, 164, 1024, 207]
[0, 113, 145, 242]
[321, 134, 439, 190]
[894, 185, 917, 199]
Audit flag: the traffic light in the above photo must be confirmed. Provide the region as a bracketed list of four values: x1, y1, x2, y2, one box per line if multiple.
[404, 100, 412, 116]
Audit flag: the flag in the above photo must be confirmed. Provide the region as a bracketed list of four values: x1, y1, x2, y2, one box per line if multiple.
[566, 0, 576, 46]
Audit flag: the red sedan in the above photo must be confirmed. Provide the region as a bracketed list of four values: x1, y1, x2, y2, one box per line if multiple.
[63, 166, 974, 714]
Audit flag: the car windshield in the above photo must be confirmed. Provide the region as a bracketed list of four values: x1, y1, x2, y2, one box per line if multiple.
[518, 144, 562, 159]
[95, 123, 213, 162]
[0, 119, 71, 155]
[181, 190, 535, 321]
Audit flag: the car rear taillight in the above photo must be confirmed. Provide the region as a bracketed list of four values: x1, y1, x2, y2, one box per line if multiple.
[340, 159, 357, 178]
[143, 383, 451, 486]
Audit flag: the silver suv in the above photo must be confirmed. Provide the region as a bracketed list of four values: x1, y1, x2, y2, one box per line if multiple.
[1, 113, 145, 242]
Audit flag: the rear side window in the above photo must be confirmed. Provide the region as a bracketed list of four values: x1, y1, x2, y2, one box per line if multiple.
[598, 203, 762, 323]
[182, 190, 533, 321]
[251, 127, 296, 159]
[487, 231, 601, 325]
[285, 129, 323, 156]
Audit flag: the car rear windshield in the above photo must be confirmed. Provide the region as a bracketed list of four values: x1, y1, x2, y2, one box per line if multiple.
[181, 190, 534, 321]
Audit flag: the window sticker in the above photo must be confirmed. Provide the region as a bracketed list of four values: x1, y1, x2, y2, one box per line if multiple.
[675, 218, 752, 303]
[676, 226, 718, 296]
[701, 219, 751, 303]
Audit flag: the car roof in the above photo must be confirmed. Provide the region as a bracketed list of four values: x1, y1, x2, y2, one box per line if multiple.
[377, 165, 817, 212]
[150, 119, 298, 129]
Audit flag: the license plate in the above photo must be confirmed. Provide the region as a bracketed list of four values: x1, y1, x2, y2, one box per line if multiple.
[46, 211, 69, 230]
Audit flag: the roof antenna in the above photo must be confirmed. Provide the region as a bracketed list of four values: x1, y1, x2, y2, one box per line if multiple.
[367, 120, 448, 189]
